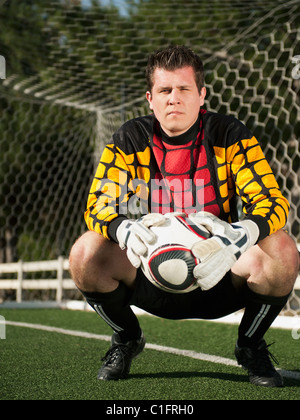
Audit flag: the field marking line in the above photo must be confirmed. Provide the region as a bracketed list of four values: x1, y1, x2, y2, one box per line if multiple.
[5, 320, 300, 381]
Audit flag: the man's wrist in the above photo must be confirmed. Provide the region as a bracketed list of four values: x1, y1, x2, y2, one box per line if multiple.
[108, 216, 129, 243]
[233, 219, 260, 248]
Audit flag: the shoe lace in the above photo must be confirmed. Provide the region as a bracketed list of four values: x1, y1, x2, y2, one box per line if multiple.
[251, 342, 279, 373]
[101, 343, 130, 367]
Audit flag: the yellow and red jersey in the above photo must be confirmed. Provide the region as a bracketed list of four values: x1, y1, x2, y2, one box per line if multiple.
[85, 110, 289, 242]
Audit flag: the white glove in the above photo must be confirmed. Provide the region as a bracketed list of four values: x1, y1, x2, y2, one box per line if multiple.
[116, 213, 166, 268]
[189, 212, 259, 290]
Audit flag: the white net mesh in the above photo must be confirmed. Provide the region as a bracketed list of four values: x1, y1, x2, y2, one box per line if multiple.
[0, 0, 299, 311]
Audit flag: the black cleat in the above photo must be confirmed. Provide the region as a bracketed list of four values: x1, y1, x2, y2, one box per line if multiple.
[97, 331, 146, 380]
[235, 339, 284, 387]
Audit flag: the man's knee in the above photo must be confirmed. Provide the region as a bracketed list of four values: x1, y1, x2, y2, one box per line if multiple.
[69, 230, 137, 292]
[232, 230, 299, 295]
[69, 231, 112, 291]
[70, 230, 105, 263]
[257, 230, 299, 281]
[70, 231, 100, 270]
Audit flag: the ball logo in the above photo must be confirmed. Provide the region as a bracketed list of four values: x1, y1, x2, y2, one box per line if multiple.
[140, 214, 211, 293]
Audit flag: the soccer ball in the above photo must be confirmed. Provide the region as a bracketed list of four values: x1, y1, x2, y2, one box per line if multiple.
[140, 213, 211, 293]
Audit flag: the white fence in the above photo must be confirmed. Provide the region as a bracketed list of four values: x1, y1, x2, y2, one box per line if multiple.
[0, 257, 74, 303]
[0, 256, 299, 305]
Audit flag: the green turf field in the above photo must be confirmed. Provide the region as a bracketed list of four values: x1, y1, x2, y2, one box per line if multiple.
[0, 308, 299, 401]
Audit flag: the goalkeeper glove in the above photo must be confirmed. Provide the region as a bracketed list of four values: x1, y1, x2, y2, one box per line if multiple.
[116, 213, 166, 268]
[189, 212, 259, 291]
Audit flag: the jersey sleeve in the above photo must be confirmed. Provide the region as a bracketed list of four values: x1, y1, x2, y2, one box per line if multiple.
[227, 133, 289, 241]
[84, 143, 131, 240]
[84, 116, 153, 241]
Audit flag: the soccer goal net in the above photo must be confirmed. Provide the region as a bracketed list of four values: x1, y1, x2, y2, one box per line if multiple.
[0, 0, 299, 313]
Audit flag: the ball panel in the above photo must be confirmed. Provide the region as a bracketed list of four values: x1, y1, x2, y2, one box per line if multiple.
[148, 245, 198, 292]
[158, 259, 188, 285]
[176, 215, 212, 239]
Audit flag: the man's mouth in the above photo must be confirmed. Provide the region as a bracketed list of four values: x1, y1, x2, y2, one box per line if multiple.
[168, 111, 183, 116]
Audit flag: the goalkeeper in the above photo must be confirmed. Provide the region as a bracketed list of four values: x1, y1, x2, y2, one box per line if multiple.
[69, 46, 299, 387]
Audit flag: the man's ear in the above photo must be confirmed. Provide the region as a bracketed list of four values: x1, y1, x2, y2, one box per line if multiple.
[146, 91, 153, 110]
[199, 87, 206, 106]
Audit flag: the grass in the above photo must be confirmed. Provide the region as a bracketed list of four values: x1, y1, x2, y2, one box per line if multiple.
[0, 308, 299, 401]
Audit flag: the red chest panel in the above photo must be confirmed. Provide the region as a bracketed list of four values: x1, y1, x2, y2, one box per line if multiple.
[151, 120, 220, 216]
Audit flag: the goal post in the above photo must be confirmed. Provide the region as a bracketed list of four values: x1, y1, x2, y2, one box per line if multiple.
[0, 0, 299, 313]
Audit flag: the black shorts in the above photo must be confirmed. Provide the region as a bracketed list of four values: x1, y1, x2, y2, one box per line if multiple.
[129, 268, 246, 321]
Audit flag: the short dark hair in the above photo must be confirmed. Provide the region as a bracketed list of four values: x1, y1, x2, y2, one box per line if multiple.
[146, 45, 204, 94]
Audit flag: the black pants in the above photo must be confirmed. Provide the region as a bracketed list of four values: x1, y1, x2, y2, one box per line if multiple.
[129, 268, 246, 321]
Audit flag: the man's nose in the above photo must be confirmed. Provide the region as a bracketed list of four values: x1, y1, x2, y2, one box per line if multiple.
[168, 89, 180, 105]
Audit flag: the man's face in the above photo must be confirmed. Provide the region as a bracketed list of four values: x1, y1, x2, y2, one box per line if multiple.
[146, 66, 206, 137]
